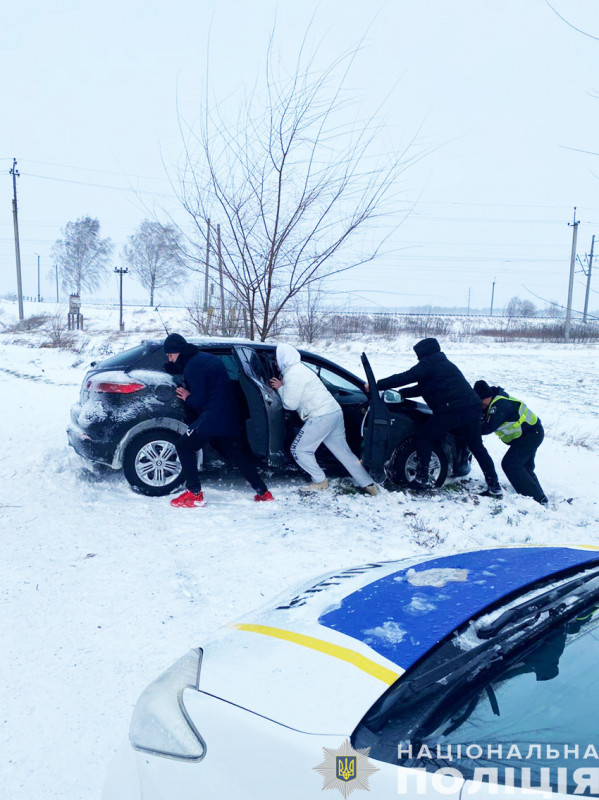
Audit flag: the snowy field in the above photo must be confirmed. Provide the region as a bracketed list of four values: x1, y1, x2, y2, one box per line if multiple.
[1, 301, 598, 799]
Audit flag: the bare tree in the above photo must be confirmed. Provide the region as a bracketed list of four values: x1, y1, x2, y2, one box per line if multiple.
[294, 284, 326, 343]
[171, 30, 421, 341]
[506, 296, 537, 317]
[123, 220, 186, 306]
[544, 301, 565, 318]
[52, 217, 113, 296]
[519, 299, 537, 317]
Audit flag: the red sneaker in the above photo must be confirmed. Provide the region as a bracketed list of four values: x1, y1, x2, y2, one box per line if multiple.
[254, 490, 274, 502]
[170, 490, 206, 508]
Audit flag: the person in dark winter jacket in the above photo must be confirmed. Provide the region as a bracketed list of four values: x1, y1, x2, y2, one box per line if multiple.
[474, 380, 548, 506]
[369, 338, 501, 495]
[163, 333, 273, 507]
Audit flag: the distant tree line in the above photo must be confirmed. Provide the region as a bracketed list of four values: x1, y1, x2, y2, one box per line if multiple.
[505, 296, 565, 318]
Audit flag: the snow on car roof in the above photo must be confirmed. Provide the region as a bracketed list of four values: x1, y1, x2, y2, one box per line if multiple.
[318, 546, 599, 671]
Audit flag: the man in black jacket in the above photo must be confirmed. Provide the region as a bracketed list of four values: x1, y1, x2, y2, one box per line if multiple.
[474, 380, 548, 505]
[164, 333, 273, 507]
[371, 338, 501, 495]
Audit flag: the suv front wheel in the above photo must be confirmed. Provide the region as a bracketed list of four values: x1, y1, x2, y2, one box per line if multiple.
[123, 430, 184, 496]
[385, 437, 448, 488]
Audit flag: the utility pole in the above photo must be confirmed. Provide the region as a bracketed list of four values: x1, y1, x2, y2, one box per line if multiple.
[467, 287, 471, 316]
[35, 253, 41, 302]
[114, 266, 128, 332]
[583, 234, 594, 324]
[10, 159, 25, 327]
[217, 223, 225, 334]
[55, 262, 59, 303]
[565, 207, 580, 344]
[490, 277, 496, 316]
[204, 218, 211, 311]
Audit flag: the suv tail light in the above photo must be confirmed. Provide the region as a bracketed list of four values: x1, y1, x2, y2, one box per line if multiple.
[86, 378, 146, 394]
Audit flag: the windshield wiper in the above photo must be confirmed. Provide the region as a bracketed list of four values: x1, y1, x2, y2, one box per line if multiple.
[476, 567, 599, 639]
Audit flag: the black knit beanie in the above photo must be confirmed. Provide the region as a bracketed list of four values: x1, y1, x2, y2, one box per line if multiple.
[413, 338, 441, 359]
[164, 333, 188, 354]
[473, 380, 493, 399]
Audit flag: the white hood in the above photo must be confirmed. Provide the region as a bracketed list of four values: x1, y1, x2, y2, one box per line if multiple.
[276, 343, 301, 374]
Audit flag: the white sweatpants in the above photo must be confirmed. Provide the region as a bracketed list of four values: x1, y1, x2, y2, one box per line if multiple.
[290, 410, 373, 487]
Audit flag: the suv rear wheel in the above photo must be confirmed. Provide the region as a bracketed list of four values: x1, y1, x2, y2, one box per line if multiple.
[385, 438, 448, 488]
[123, 430, 184, 496]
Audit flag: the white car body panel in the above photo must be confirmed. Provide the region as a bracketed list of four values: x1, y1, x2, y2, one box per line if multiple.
[104, 692, 464, 800]
[197, 617, 405, 733]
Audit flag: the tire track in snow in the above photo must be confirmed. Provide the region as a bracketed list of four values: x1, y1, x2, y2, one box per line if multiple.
[0, 365, 77, 387]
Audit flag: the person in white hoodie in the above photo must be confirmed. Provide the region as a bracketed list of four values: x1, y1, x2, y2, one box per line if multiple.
[270, 343, 378, 494]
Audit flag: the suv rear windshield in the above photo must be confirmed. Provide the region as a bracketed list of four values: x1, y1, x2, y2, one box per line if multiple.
[95, 345, 150, 370]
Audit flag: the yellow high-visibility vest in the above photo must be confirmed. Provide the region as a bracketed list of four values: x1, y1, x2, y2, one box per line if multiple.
[488, 395, 538, 443]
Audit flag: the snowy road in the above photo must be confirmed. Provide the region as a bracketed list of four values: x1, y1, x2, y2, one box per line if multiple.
[0, 337, 598, 799]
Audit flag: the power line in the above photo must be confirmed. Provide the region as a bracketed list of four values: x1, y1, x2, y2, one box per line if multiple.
[543, 0, 599, 42]
[21, 171, 172, 198]
[14, 165, 599, 215]
[20, 158, 171, 182]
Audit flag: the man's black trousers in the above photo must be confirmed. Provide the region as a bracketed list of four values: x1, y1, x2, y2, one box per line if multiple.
[175, 429, 267, 495]
[416, 406, 498, 486]
[501, 423, 546, 503]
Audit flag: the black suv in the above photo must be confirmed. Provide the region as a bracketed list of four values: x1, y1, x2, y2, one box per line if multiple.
[67, 340, 471, 495]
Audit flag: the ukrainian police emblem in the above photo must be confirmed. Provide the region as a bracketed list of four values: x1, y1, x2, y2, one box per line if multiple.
[314, 739, 378, 797]
[336, 755, 356, 782]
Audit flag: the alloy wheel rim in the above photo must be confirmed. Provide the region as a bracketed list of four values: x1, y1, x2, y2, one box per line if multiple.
[404, 451, 442, 483]
[134, 440, 181, 486]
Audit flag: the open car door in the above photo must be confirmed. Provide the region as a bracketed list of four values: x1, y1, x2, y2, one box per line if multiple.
[233, 346, 285, 467]
[360, 352, 391, 483]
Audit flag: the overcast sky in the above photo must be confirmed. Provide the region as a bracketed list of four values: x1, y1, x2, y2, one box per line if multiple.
[2, 0, 599, 313]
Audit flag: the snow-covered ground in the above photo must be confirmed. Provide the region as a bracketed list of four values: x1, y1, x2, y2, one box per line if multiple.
[1, 300, 598, 799]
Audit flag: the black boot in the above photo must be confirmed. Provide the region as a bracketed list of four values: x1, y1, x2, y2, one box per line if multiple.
[411, 471, 431, 492]
[479, 482, 503, 499]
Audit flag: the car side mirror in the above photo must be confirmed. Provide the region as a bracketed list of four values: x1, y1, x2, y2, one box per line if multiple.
[383, 389, 403, 403]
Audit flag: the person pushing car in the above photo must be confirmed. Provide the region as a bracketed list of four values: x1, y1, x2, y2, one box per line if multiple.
[163, 333, 273, 507]
[474, 380, 548, 506]
[270, 343, 378, 495]
[366, 337, 501, 496]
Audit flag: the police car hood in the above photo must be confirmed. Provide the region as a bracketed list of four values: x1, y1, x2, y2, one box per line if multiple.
[197, 546, 599, 734]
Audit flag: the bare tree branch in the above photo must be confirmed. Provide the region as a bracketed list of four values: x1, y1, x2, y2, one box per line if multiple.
[169, 26, 427, 340]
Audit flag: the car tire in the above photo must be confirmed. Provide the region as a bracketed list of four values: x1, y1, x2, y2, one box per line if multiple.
[385, 437, 448, 488]
[123, 429, 184, 496]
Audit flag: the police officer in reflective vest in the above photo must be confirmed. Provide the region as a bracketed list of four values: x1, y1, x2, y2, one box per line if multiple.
[474, 380, 548, 506]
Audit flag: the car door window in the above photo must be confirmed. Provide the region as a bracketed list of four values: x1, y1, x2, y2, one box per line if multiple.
[303, 361, 365, 395]
[235, 347, 270, 383]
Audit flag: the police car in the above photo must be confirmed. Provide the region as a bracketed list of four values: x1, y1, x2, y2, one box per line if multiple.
[103, 546, 599, 799]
